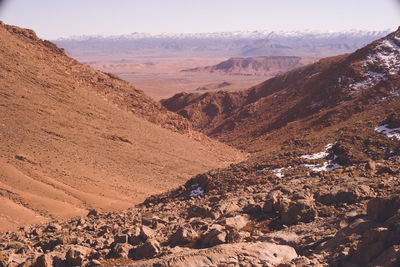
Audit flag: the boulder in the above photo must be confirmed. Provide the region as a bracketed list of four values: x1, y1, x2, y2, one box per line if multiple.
[169, 226, 198, 247]
[140, 225, 155, 240]
[317, 185, 373, 205]
[243, 203, 262, 215]
[198, 225, 226, 248]
[87, 209, 99, 217]
[114, 234, 128, 244]
[224, 215, 249, 230]
[281, 199, 317, 225]
[112, 243, 133, 258]
[91, 259, 101, 266]
[187, 205, 210, 219]
[133, 239, 160, 260]
[367, 197, 400, 222]
[65, 245, 92, 266]
[45, 223, 62, 233]
[33, 254, 52, 267]
[263, 190, 283, 213]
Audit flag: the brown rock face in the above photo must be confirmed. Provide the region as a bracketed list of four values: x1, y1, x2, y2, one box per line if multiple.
[198, 227, 227, 248]
[281, 199, 318, 225]
[66, 246, 92, 266]
[133, 239, 161, 260]
[169, 226, 198, 247]
[32, 254, 52, 267]
[367, 197, 400, 222]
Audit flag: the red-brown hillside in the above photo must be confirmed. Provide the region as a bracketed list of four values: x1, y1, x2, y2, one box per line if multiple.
[162, 27, 400, 151]
[0, 22, 244, 231]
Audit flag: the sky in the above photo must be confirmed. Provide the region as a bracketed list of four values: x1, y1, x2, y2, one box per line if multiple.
[0, 0, 399, 40]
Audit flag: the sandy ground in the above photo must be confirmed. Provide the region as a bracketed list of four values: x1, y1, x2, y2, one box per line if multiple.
[81, 56, 319, 100]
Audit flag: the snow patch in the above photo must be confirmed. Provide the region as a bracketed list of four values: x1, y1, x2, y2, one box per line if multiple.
[341, 33, 399, 96]
[271, 168, 285, 178]
[375, 124, 400, 140]
[301, 151, 328, 160]
[300, 143, 333, 160]
[299, 143, 341, 172]
[300, 161, 341, 172]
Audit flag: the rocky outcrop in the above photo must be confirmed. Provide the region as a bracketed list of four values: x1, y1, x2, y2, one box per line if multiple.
[127, 242, 297, 266]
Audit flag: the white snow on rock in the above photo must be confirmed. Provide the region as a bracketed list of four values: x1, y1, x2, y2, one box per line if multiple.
[300, 143, 333, 160]
[272, 168, 285, 178]
[343, 31, 400, 96]
[375, 124, 400, 140]
[301, 151, 328, 160]
[299, 143, 341, 172]
[312, 162, 341, 172]
[300, 161, 341, 172]
[190, 184, 204, 198]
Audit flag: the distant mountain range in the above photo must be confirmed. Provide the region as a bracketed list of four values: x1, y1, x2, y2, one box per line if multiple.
[54, 30, 392, 58]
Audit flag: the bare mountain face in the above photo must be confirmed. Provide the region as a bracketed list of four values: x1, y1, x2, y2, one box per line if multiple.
[181, 56, 303, 76]
[0, 22, 244, 231]
[55, 30, 390, 59]
[162, 28, 400, 151]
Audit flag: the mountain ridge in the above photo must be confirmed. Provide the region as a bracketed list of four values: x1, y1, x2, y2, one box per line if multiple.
[162, 27, 400, 151]
[55, 29, 392, 58]
[181, 56, 303, 76]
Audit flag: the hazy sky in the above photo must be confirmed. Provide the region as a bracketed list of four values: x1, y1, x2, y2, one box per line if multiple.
[0, 0, 399, 40]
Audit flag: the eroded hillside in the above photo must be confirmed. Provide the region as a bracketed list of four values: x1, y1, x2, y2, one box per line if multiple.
[0, 22, 244, 231]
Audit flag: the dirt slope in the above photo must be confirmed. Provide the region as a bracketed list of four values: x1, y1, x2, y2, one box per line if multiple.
[0, 22, 244, 231]
[181, 56, 303, 76]
[162, 27, 400, 151]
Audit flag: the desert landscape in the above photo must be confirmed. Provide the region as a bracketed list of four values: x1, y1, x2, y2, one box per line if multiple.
[0, 1, 400, 266]
[55, 30, 387, 100]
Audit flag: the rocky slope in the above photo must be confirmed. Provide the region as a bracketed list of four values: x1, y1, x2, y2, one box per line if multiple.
[0, 22, 244, 232]
[162, 27, 400, 151]
[1, 112, 400, 266]
[181, 56, 303, 76]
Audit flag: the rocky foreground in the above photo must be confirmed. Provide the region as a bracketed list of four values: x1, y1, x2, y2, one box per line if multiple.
[1, 115, 400, 266]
